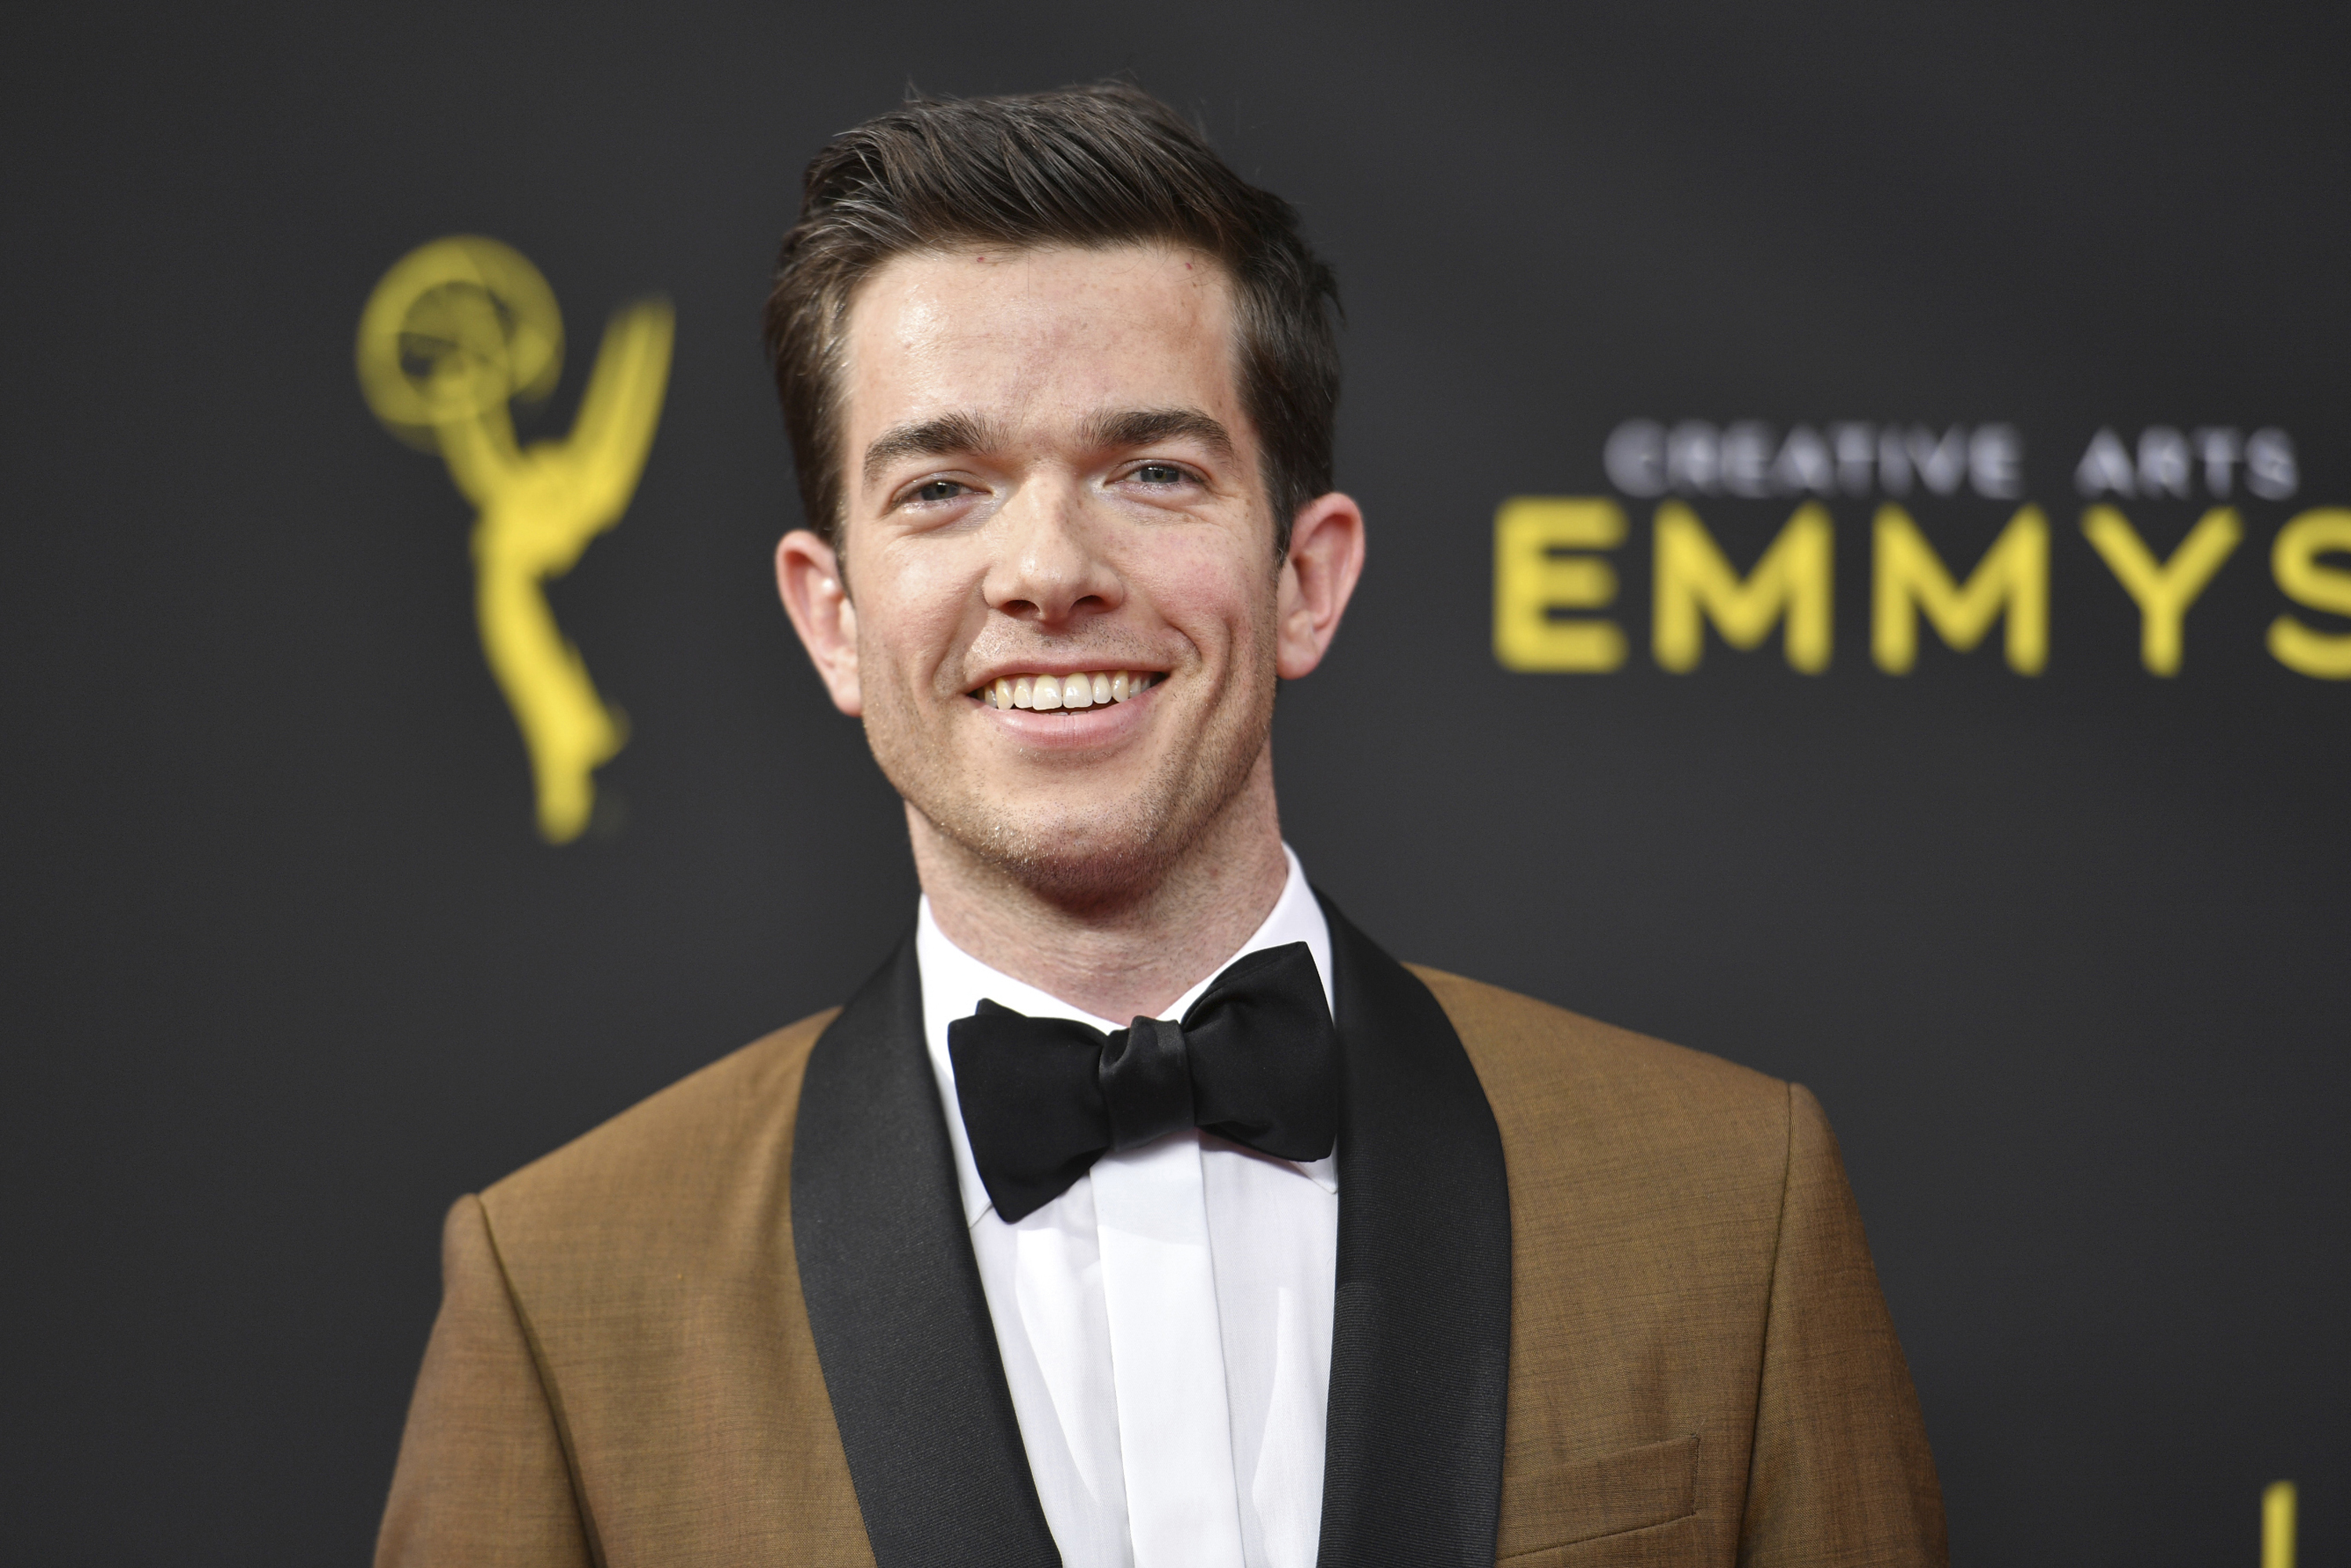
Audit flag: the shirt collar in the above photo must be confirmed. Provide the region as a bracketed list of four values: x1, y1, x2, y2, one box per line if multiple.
[915, 844, 1339, 1227]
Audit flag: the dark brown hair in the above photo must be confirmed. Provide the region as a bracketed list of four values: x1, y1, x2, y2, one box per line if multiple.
[763, 82, 1341, 556]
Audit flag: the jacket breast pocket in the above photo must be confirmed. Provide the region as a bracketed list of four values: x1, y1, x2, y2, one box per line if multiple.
[1496, 1434, 1699, 1562]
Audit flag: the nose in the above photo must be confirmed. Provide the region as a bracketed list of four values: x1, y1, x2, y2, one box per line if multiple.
[983, 479, 1125, 628]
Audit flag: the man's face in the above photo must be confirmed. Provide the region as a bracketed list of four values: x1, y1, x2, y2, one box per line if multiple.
[816, 244, 1291, 899]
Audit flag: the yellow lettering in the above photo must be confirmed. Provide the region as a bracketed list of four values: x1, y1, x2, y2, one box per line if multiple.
[1652, 502, 1832, 672]
[358, 237, 674, 841]
[1494, 498, 1627, 672]
[1872, 505, 2049, 675]
[2081, 505, 2241, 675]
[2263, 1481, 2296, 1568]
[2266, 509, 2351, 679]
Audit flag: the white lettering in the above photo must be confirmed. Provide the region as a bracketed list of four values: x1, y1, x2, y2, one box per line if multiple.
[2137, 426, 2192, 499]
[1722, 421, 1774, 497]
[1831, 422, 1875, 494]
[1667, 421, 1721, 494]
[1904, 426, 1969, 496]
[2076, 428, 2137, 497]
[2246, 428, 2298, 501]
[2193, 427, 2241, 498]
[1604, 420, 1668, 497]
[1969, 425, 2023, 499]
[1878, 428, 1913, 495]
[1770, 425, 1836, 495]
[1604, 419, 2297, 507]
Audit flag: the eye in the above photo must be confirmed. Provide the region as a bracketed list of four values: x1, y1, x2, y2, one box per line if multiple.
[1129, 462, 1190, 487]
[910, 479, 969, 504]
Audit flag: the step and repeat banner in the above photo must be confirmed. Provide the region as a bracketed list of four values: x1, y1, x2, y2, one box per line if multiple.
[6, 2, 2343, 1562]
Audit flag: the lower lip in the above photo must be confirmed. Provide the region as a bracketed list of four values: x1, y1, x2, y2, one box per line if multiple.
[973, 680, 1160, 748]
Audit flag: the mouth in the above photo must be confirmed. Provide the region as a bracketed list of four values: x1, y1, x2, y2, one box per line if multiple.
[968, 670, 1162, 711]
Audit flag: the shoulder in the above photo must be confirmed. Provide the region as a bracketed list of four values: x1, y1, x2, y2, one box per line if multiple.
[1408, 964, 1795, 1202]
[478, 1007, 842, 1244]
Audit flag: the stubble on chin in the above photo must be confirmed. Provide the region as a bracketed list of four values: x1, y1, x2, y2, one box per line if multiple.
[870, 677, 1276, 914]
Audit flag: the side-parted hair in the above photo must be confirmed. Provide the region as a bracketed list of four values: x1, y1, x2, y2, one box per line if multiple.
[763, 82, 1341, 557]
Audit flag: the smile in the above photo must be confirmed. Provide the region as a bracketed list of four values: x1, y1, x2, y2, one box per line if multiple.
[970, 671, 1161, 710]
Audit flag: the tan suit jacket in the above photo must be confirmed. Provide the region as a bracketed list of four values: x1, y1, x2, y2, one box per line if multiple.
[379, 908, 1943, 1566]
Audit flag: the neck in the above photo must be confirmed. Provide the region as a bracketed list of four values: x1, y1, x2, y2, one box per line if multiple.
[911, 752, 1291, 1022]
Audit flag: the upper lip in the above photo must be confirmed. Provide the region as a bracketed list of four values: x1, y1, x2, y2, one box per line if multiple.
[963, 661, 1166, 688]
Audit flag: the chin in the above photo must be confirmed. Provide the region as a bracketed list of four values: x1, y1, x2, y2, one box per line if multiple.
[879, 680, 1277, 908]
[951, 799, 1180, 905]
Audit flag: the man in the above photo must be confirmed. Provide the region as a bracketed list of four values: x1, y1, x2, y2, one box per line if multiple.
[379, 84, 1944, 1567]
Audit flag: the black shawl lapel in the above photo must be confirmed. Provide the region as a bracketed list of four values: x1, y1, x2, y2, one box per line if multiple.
[792, 931, 1060, 1567]
[1315, 894, 1513, 1566]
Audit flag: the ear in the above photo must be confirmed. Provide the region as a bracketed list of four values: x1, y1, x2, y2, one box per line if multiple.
[1274, 491, 1367, 679]
[775, 529, 863, 715]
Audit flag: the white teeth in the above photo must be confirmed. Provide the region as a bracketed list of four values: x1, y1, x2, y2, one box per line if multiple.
[980, 671, 1158, 708]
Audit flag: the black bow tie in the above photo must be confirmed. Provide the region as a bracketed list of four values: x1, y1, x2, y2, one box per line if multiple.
[947, 941, 1340, 1223]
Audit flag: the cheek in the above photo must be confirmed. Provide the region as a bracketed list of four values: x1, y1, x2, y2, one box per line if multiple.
[857, 549, 982, 687]
[1132, 539, 1277, 657]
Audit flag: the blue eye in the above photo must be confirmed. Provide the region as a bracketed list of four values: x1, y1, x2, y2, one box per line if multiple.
[1132, 463, 1185, 485]
[914, 480, 965, 503]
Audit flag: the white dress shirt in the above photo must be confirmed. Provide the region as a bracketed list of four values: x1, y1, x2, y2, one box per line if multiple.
[915, 845, 1339, 1568]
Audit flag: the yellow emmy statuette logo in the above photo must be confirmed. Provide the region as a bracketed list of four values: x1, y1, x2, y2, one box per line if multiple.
[357, 236, 673, 842]
[2264, 1481, 2296, 1568]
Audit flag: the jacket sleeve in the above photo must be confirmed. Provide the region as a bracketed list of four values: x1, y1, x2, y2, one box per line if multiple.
[376, 1195, 596, 1568]
[1738, 1085, 1948, 1567]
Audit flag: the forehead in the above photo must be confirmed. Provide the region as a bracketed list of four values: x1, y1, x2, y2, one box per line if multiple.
[839, 244, 1243, 447]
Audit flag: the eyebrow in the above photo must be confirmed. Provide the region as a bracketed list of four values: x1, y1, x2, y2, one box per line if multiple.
[862, 412, 1009, 488]
[1082, 407, 1236, 462]
[860, 406, 1237, 489]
